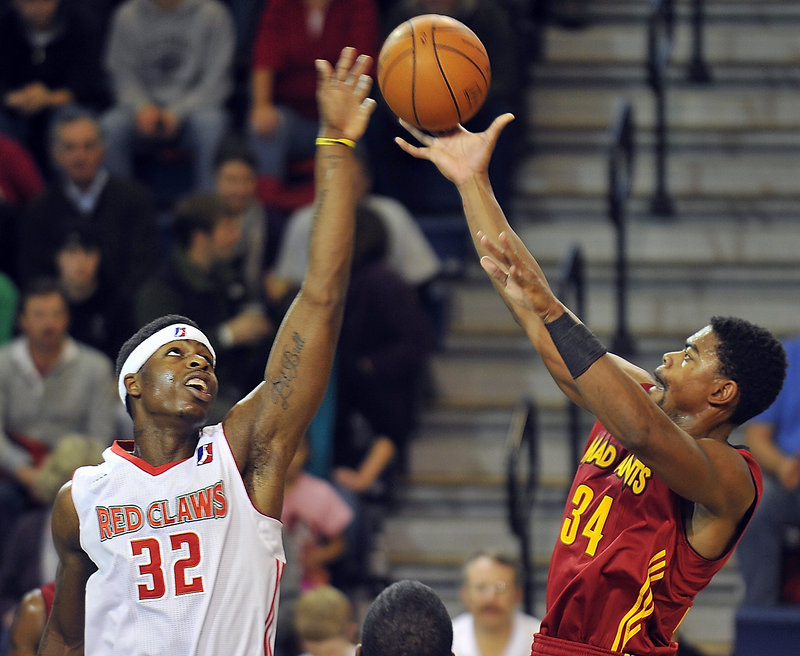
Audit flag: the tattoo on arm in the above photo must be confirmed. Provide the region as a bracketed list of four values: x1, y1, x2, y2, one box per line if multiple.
[270, 332, 305, 409]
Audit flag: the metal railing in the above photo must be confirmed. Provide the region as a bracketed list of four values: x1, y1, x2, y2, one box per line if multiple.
[608, 99, 637, 357]
[687, 0, 711, 82]
[505, 397, 539, 614]
[647, 0, 675, 216]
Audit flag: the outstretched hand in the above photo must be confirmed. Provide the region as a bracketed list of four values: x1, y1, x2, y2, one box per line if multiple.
[394, 113, 515, 187]
[316, 47, 376, 141]
[478, 230, 562, 322]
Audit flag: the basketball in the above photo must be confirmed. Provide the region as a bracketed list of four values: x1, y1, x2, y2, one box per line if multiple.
[377, 14, 491, 133]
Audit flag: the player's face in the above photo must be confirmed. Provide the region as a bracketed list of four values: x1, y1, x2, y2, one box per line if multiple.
[650, 326, 725, 421]
[460, 557, 521, 632]
[137, 340, 218, 421]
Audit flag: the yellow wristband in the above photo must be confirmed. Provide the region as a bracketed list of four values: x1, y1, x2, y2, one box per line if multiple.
[315, 137, 356, 149]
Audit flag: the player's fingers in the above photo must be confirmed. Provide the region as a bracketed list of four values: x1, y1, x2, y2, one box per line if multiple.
[335, 47, 356, 81]
[480, 255, 508, 284]
[350, 54, 373, 80]
[355, 73, 373, 98]
[398, 119, 431, 145]
[479, 232, 513, 268]
[394, 136, 429, 160]
[486, 113, 515, 144]
[315, 59, 333, 85]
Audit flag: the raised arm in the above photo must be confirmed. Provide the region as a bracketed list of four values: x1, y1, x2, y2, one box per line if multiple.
[223, 48, 376, 517]
[38, 484, 96, 656]
[394, 117, 649, 407]
[476, 232, 756, 553]
[396, 119, 755, 552]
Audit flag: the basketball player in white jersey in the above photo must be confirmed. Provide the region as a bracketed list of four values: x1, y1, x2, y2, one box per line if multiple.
[38, 47, 377, 656]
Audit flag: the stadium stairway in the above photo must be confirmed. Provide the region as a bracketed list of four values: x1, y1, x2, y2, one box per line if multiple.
[370, 3, 800, 655]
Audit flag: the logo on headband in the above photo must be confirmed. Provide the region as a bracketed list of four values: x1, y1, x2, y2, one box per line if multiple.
[175, 326, 187, 337]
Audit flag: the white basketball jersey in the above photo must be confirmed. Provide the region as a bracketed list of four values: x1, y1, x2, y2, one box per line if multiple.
[71, 423, 285, 655]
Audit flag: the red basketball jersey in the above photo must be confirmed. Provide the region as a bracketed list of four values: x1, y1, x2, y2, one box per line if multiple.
[534, 420, 762, 656]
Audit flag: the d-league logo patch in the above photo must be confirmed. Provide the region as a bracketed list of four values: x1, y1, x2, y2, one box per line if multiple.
[196, 443, 213, 465]
[175, 326, 187, 337]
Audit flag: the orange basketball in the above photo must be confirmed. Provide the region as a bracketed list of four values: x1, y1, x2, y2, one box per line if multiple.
[377, 14, 491, 133]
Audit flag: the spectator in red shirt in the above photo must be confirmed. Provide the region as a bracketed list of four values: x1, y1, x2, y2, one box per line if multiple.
[248, 0, 378, 213]
[0, 134, 43, 283]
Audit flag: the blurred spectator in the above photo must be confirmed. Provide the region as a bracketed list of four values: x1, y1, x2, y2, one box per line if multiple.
[737, 334, 800, 607]
[330, 206, 436, 591]
[0, 435, 104, 635]
[101, 0, 235, 191]
[268, 148, 441, 305]
[0, 0, 109, 177]
[0, 133, 43, 208]
[0, 273, 18, 345]
[452, 550, 541, 656]
[275, 437, 354, 656]
[54, 228, 135, 361]
[0, 98, 45, 284]
[4, 581, 54, 656]
[213, 139, 275, 300]
[294, 585, 358, 656]
[248, 0, 379, 213]
[19, 107, 159, 299]
[282, 437, 354, 590]
[0, 278, 117, 553]
[371, 0, 522, 214]
[359, 579, 453, 656]
[134, 192, 273, 419]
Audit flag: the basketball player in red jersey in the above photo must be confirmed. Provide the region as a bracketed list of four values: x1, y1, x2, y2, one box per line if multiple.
[38, 48, 376, 656]
[396, 115, 787, 656]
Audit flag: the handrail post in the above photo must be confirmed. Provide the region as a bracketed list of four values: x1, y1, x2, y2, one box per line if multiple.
[506, 397, 538, 614]
[688, 0, 712, 82]
[647, 0, 675, 217]
[608, 101, 637, 358]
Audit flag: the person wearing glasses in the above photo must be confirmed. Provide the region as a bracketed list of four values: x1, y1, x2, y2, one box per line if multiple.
[453, 550, 541, 656]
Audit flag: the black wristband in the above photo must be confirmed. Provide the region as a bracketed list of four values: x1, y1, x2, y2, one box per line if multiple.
[544, 313, 608, 379]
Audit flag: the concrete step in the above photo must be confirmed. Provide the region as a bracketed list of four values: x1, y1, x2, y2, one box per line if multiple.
[543, 23, 800, 67]
[526, 86, 800, 139]
[549, 0, 800, 23]
[513, 149, 800, 202]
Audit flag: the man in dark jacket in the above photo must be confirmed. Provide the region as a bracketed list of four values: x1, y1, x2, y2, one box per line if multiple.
[19, 107, 159, 298]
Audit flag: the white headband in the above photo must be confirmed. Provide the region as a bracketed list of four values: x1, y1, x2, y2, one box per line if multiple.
[117, 324, 216, 402]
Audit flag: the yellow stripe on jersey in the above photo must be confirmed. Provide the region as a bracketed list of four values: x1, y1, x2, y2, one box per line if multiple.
[611, 550, 667, 652]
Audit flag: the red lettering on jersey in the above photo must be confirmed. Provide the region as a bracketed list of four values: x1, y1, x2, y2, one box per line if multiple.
[161, 500, 178, 525]
[176, 496, 193, 523]
[125, 506, 144, 531]
[147, 501, 163, 528]
[97, 507, 113, 540]
[212, 482, 227, 517]
[189, 487, 214, 518]
[96, 505, 144, 539]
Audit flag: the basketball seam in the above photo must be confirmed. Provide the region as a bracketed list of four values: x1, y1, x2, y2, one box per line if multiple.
[431, 25, 462, 126]
[409, 19, 421, 129]
[432, 45, 490, 87]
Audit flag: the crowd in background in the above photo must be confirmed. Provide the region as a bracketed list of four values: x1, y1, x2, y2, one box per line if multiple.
[0, 0, 529, 653]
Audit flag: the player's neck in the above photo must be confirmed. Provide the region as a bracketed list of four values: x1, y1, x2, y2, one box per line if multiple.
[132, 423, 201, 466]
